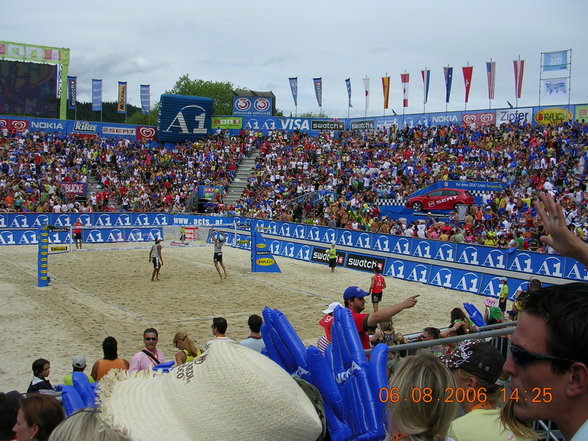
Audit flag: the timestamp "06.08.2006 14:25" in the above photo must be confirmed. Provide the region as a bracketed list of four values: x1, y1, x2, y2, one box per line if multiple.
[378, 387, 553, 403]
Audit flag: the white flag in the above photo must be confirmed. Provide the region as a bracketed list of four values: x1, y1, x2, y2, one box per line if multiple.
[541, 78, 568, 99]
[363, 77, 370, 112]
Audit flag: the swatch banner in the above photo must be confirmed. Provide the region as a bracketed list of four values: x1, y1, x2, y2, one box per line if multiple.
[288, 77, 298, 107]
[91, 79, 102, 111]
[117, 81, 127, 114]
[313, 77, 322, 107]
[67, 76, 77, 109]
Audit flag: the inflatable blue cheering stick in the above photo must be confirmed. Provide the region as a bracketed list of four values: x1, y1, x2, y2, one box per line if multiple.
[261, 306, 388, 441]
[61, 372, 98, 416]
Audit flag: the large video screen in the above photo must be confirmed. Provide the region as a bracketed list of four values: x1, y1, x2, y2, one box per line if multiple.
[0, 60, 59, 118]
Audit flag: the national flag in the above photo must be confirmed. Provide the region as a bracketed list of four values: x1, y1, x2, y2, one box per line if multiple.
[140, 84, 150, 114]
[289, 77, 298, 106]
[117, 81, 127, 114]
[543, 50, 568, 72]
[345, 78, 352, 108]
[44, 49, 61, 61]
[421, 69, 430, 104]
[382, 76, 390, 109]
[0, 43, 5, 55]
[400, 73, 409, 108]
[486, 61, 496, 100]
[313, 77, 322, 107]
[363, 77, 370, 111]
[67, 76, 77, 110]
[462, 66, 473, 103]
[92, 79, 102, 112]
[513, 59, 525, 99]
[443, 67, 453, 103]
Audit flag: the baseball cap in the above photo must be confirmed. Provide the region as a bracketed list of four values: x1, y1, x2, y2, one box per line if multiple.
[322, 302, 342, 314]
[442, 340, 505, 385]
[98, 340, 323, 441]
[343, 286, 369, 300]
[72, 355, 86, 369]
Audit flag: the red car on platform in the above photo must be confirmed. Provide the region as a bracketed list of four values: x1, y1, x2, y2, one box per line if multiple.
[406, 188, 474, 212]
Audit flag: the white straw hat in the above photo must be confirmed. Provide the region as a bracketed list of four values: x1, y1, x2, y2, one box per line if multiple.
[98, 340, 322, 441]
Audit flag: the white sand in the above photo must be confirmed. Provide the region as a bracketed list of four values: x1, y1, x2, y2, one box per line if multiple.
[0, 242, 488, 392]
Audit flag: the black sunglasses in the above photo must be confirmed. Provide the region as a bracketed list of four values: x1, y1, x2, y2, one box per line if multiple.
[144, 337, 158, 341]
[509, 343, 576, 367]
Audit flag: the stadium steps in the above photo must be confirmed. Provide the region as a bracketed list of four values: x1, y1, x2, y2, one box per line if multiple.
[223, 147, 261, 206]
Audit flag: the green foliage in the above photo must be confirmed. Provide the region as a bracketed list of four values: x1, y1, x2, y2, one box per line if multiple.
[298, 111, 330, 118]
[66, 101, 143, 124]
[166, 74, 236, 116]
[125, 106, 159, 126]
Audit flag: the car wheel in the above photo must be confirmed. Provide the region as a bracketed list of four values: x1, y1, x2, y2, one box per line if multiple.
[412, 201, 423, 212]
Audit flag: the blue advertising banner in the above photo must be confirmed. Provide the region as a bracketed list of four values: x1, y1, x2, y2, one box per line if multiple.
[412, 239, 456, 262]
[0, 227, 162, 245]
[563, 257, 588, 282]
[198, 186, 223, 200]
[157, 94, 213, 142]
[242, 116, 314, 134]
[232, 96, 273, 117]
[250, 229, 281, 273]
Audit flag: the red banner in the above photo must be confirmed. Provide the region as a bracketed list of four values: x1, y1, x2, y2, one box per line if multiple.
[514, 59, 525, 99]
[462, 112, 495, 127]
[136, 126, 156, 141]
[462, 66, 473, 103]
[59, 182, 87, 195]
[400, 73, 410, 108]
[382, 77, 390, 109]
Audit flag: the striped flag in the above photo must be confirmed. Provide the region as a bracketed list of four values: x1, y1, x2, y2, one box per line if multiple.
[363, 77, 370, 112]
[400, 73, 410, 108]
[513, 59, 525, 99]
[44, 49, 61, 61]
[486, 61, 496, 100]
[462, 66, 473, 103]
[443, 67, 453, 103]
[421, 69, 430, 104]
[91, 79, 102, 111]
[382, 76, 390, 109]
[313, 77, 322, 107]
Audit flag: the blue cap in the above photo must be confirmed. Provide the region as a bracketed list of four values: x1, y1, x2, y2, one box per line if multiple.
[343, 286, 369, 300]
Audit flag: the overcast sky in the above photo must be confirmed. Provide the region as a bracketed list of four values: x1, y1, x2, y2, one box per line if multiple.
[4, 0, 586, 118]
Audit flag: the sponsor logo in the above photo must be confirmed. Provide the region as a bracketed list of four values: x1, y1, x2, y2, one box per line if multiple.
[431, 115, 458, 123]
[256, 258, 276, 266]
[270, 240, 281, 254]
[53, 214, 71, 227]
[413, 241, 432, 258]
[454, 272, 480, 293]
[30, 121, 65, 130]
[0, 215, 5, 228]
[496, 108, 532, 124]
[254, 98, 270, 112]
[385, 260, 405, 279]
[127, 229, 144, 242]
[392, 238, 411, 255]
[322, 229, 336, 244]
[534, 108, 573, 125]
[11, 120, 28, 132]
[335, 361, 361, 384]
[107, 229, 124, 242]
[137, 126, 156, 139]
[18, 230, 38, 245]
[311, 248, 330, 263]
[508, 253, 533, 273]
[345, 253, 385, 272]
[373, 236, 390, 252]
[152, 214, 168, 226]
[283, 242, 295, 258]
[435, 244, 455, 261]
[267, 222, 277, 235]
[296, 245, 311, 261]
[73, 121, 98, 133]
[10, 215, 29, 228]
[350, 120, 374, 130]
[339, 231, 353, 246]
[134, 214, 150, 226]
[482, 249, 506, 269]
[355, 233, 371, 249]
[279, 223, 291, 237]
[292, 225, 306, 239]
[457, 246, 480, 265]
[535, 257, 563, 277]
[102, 126, 136, 136]
[256, 243, 267, 249]
[165, 105, 207, 134]
[311, 120, 344, 131]
[565, 261, 588, 281]
[308, 227, 321, 241]
[114, 214, 132, 226]
[407, 264, 429, 283]
[462, 112, 495, 127]
[235, 98, 251, 111]
[245, 118, 311, 132]
[86, 230, 103, 243]
[480, 277, 503, 297]
[0, 119, 7, 128]
[429, 268, 453, 288]
[147, 229, 162, 241]
[95, 214, 112, 226]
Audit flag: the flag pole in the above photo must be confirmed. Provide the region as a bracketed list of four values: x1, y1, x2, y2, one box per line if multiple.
[464, 62, 468, 113]
[568, 48, 572, 108]
[538, 52, 543, 109]
[489, 58, 492, 110]
[383, 72, 387, 121]
[423, 66, 426, 115]
[515, 55, 520, 109]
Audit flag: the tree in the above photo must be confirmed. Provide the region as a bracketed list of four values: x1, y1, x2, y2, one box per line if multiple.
[125, 106, 159, 126]
[66, 101, 143, 123]
[166, 75, 237, 116]
[298, 111, 330, 118]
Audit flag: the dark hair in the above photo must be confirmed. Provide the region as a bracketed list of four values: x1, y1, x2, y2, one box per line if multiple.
[0, 392, 21, 440]
[423, 327, 440, 339]
[19, 395, 64, 441]
[248, 314, 263, 333]
[528, 278, 542, 292]
[212, 317, 228, 334]
[374, 266, 381, 274]
[102, 336, 118, 361]
[449, 307, 466, 325]
[143, 328, 158, 339]
[32, 358, 50, 377]
[519, 282, 588, 374]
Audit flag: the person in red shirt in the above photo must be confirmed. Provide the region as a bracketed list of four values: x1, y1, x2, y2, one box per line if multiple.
[343, 286, 419, 350]
[369, 266, 387, 312]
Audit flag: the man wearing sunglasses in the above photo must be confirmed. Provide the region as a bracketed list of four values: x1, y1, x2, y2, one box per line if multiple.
[503, 283, 588, 441]
[129, 328, 166, 373]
